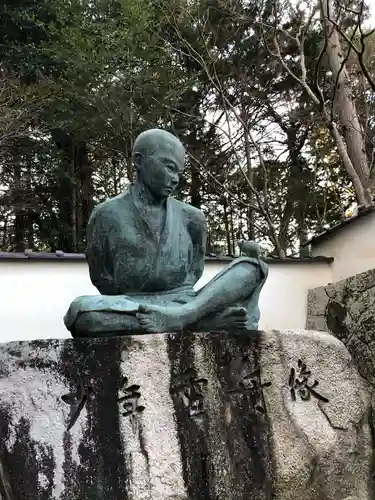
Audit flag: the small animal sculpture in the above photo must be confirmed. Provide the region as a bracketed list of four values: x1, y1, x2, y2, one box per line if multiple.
[237, 240, 261, 260]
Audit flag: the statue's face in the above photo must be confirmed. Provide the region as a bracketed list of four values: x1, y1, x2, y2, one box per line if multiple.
[135, 138, 185, 199]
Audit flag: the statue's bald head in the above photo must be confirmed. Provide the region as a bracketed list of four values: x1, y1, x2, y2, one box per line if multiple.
[132, 128, 185, 199]
[132, 129, 185, 164]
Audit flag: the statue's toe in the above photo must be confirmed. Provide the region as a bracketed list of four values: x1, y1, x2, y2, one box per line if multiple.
[137, 315, 155, 333]
[232, 307, 247, 316]
[138, 304, 151, 314]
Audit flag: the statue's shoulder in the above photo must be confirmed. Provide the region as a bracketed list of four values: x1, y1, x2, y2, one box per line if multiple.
[89, 192, 130, 222]
[171, 198, 206, 229]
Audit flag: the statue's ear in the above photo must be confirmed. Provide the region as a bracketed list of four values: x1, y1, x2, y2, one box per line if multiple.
[133, 152, 144, 172]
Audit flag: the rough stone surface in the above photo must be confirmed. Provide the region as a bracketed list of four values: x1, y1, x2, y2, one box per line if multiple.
[0, 330, 372, 499]
[307, 268, 375, 387]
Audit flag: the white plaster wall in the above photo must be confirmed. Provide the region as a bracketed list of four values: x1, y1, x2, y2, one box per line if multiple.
[258, 262, 332, 331]
[0, 259, 332, 342]
[311, 211, 375, 282]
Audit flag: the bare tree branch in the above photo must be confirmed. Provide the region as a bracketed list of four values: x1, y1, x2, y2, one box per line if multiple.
[330, 0, 363, 121]
[159, 4, 286, 256]
[325, 1, 375, 92]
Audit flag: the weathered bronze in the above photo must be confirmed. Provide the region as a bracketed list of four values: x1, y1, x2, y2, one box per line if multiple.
[64, 129, 268, 336]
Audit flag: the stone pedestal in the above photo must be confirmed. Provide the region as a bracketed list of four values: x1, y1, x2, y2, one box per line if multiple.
[0, 330, 372, 499]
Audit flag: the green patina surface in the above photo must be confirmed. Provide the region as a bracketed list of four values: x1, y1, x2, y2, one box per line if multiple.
[64, 129, 268, 337]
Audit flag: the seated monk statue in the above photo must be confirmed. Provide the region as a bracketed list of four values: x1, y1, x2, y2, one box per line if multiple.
[64, 129, 269, 337]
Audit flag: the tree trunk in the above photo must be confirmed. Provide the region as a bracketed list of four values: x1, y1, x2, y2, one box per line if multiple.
[223, 197, 232, 255]
[244, 126, 255, 239]
[229, 205, 236, 256]
[190, 166, 201, 209]
[329, 122, 369, 205]
[25, 163, 34, 250]
[277, 125, 308, 252]
[71, 164, 78, 253]
[1, 216, 8, 248]
[112, 158, 118, 196]
[27, 215, 34, 249]
[13, 161, 25, 252]
[52, 130, 75, 252]
[321, 0, 372, 204]
[77, 141, 93, 251]
[298, 227, 310, 257]
[57, 164, 74, 252]
[53, 130, 93, 252]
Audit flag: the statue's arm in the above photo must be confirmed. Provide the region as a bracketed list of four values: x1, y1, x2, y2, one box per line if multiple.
[188, 209, 207, 284]
[86, 209, 119, 295]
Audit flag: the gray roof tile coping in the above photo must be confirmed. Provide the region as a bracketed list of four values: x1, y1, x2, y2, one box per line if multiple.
[303, 205, 375, 246]
[0, 251, 333, 263]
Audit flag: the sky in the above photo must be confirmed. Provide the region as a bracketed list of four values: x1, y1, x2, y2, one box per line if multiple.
[370, 3, 375, 23]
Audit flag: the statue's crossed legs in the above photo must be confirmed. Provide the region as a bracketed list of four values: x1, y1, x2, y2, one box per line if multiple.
[66, 258, 267, 337]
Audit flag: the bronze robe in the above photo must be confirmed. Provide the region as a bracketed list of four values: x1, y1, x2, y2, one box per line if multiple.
[86, 185, 206, 294]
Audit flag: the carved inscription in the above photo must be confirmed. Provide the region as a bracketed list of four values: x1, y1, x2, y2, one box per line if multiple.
[228, 366, 271, 414]
[218, 351, 232, 367]
[171, 369, 208, 418]
[289, 359, 329, 403]
[117, 377, 145, 433]
[62, 382, 94, 431]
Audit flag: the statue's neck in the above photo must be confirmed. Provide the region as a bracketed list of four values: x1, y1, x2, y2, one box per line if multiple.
[132, 182, 167, 208]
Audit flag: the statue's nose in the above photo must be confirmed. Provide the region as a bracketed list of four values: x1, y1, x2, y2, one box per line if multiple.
[170, 176, 179, 187]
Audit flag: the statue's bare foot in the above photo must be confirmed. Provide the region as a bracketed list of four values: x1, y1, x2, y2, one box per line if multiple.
[136, 304, 194, 333]
[198, 307, 248, 332]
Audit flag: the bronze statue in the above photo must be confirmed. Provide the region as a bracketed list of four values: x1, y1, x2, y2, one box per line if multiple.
[64, 129, 268, 336]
